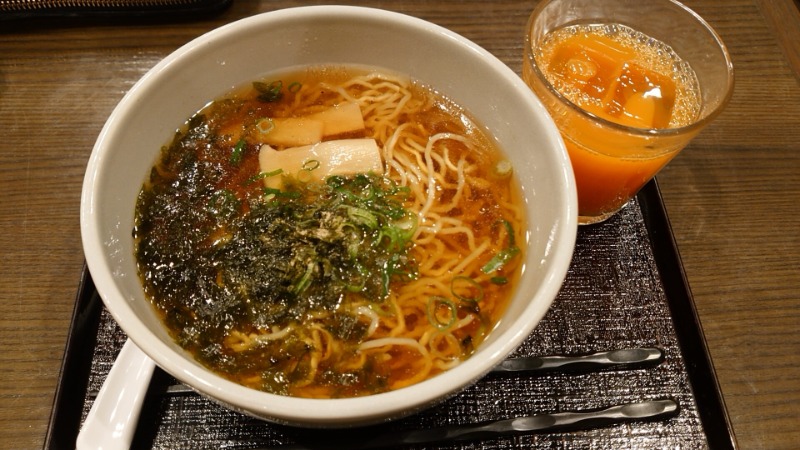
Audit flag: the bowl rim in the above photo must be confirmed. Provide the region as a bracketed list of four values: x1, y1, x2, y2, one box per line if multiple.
[81, 4, 577, 426]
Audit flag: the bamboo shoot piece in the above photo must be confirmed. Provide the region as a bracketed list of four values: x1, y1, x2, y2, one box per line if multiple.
[259, 117, 325, 148]
[308, 102, 365, 138]
[257, 102, 365, 148]
[259, 138, 384, 189]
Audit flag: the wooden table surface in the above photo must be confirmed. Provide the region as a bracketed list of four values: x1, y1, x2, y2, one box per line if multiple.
[1, 1, 798, 448]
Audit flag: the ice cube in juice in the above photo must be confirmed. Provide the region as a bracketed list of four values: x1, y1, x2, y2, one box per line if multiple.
[548, 33, 635, 102]
[603, 62, 677, 128]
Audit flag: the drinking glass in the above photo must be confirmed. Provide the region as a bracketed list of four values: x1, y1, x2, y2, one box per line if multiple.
[523, 0, 734, 224]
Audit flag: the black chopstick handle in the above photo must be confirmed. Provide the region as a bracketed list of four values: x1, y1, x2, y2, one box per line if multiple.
[267, 399, 680, 450]
[492, 347, 664, 374]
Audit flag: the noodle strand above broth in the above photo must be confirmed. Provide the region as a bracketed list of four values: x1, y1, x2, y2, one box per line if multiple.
[134, 66, 526, 398]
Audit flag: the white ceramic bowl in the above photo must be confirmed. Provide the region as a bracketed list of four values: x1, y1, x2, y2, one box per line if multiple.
[81, 5, 577, 427]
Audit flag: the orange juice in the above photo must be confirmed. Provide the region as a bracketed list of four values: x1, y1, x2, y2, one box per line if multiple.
[524, 24, 702, 221]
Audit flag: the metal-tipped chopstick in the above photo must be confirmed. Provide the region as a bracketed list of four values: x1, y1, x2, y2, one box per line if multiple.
[259, 399, 680, 450]
[492, 346, 664, 374]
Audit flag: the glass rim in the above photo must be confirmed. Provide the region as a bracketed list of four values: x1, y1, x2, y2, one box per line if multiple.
[524, 0, 735, 138]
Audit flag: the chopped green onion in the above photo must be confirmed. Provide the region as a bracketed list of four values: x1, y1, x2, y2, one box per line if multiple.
[207, 189, 240, 220]
[451, 276, 484, 303]
[262, 187, 281, 195]
[244, 168, 283, 185]
[426, 296, 457, 330]
[499, 219, 515, 247]
[481, 246, 520, 274]
[490, 276, 508, 285]
[302, 159, 320, 171]
[291, 261, 315, 294]
[493, 159, 513, 179]
[367, 302, 396, 318]
[379, 213, 417, 252]
[345, 261, 369, 293]
[256, 117, 275, 135]
[393, 213, 418, 240]
[481, 219, 520, 274]
[288, 81, 302, 93]
[262, 186, 300, 199]
[230, 139, 246, 166]
[296, 169, 313, 184]
[326, 175, 346, 189]
[380, 253, 415, 298]
[345, 206, 379, 229]
[296, 159, 320, 183]
[254, 80, 284, 102]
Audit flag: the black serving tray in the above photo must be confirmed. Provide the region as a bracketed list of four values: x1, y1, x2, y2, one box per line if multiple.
[0, 0, 232, 22]
[44, 180, 737, 450]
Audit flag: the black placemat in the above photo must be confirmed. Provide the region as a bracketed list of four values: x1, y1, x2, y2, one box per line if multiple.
[44, 180, 736, 449]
